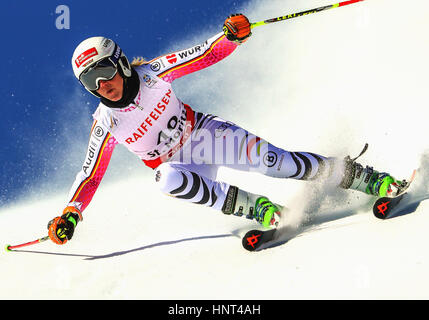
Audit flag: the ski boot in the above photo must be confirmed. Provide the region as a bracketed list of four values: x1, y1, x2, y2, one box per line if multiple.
[222, 186, 282, 228]
[254, 197, 282, 228]
[340, 144, 409, 198]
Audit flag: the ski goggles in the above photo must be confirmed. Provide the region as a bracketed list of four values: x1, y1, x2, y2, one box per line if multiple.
[79, 57, 119, 91]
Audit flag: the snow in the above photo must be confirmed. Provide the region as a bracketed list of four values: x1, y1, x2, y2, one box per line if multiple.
[1, 0, 429, 300]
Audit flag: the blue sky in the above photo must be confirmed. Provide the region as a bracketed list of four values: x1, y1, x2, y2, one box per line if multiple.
[0, 0, 251, 206]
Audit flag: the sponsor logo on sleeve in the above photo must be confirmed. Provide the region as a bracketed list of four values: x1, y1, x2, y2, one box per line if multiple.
[166, 54, 177, 64]
[177, 41, 209, 59]
[142, 74, 157, 88]
[150, 61, 161, 72]
[93, 126, 104, 138]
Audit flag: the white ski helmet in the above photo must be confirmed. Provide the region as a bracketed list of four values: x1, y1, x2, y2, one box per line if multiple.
[71, 37, 132, 94]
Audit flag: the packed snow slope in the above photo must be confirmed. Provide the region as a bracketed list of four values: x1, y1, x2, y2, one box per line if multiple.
[1, 0, 429, 299]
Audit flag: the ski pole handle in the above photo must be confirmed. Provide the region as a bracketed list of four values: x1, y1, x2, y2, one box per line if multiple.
[250, 0, 365, 29]
[5, 235, 50, 252]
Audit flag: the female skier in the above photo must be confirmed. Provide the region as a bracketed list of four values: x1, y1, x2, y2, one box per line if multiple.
[48, 14, 407, 245]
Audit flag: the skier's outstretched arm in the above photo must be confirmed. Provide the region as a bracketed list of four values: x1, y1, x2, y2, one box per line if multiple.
[47, 121, 118, 245]
[149, 14, 252, 83]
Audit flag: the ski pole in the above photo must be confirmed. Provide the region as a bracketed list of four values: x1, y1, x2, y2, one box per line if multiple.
[5, 235, 50, 252]
[250, 0, 365, 29]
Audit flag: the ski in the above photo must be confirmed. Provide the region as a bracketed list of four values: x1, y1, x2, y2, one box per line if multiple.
[373, 193, 408, 219]
[243, 170, 417, 250]
[373, 169, 416, 219]
[242, 228, 277, 251]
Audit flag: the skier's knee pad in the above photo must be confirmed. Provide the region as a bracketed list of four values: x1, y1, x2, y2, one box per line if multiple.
[155, 163, 185, 195]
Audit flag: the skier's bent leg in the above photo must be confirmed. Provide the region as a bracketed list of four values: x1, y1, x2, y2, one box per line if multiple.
[155, 162, 228, 211]
[155, 163, 281, 228]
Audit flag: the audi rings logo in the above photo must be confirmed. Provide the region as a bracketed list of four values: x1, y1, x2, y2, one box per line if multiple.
[93, 126, 104, 138]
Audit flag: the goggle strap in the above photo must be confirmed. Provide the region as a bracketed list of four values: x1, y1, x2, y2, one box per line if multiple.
[110, 43, 122, 65]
